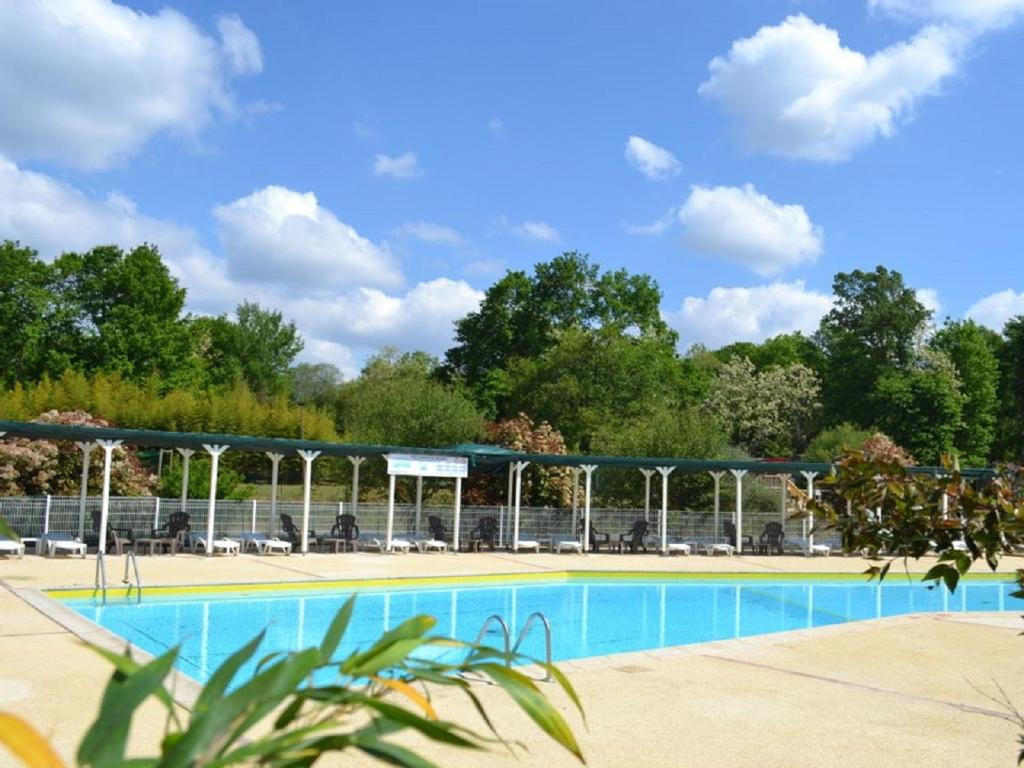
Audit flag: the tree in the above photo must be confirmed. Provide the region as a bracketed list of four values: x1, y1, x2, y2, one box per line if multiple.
[338, 348, 484, 448]
[502, 327, 685, 450]
[289, 363, 342, 408]
[930, 319, 1001, 464]
[49, 244, 199, 386]
[0, 411, 153, 496]
[0, 241, 55, 385]
[444, 252, 675, 413]
[716, 332, 824, 374]
[870, 349, 964, 464]
[198, 302, 304, 394]
[816, 266, 932, 426]
[479, 413, 574, 507]
[706, 358, 822, 457]
[804, 423, 876, 462]
[998, 316, 1024, 461]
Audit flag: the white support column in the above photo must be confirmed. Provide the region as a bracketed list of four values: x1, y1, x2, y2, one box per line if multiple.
[386, 473, 397, 552]
[780, 474, 788, 526]
[581, 465, 597, 553]
[96, 440, 122, 555]
[571, 467, 582, 533]
[153, 497, 161, 532]
[505, 463, 515, 548]
[730, 470, 748, 554]
[177, 448, 195, 514]
[941, 490, 949, 519]
[251, 499, 258, 533]
[348, 456, 365, 518]
[415, 475, 424, 537]
[76, 441, 95, 540]
[453, 475, 463, 553]
[801, 471, 818, 555]
[266, 452, 284, 535]
[43, 494, 52, 535]
[202, 444, 229, 556]
[640, 469, 656, 523]
[298, 450, 321, 555]
[657, 467, 675, 554]
[512, 461, 529, 552]
[709, 471, 725, 543]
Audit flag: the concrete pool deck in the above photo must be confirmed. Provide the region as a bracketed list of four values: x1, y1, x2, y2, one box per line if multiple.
[2, 550, 1023, 767]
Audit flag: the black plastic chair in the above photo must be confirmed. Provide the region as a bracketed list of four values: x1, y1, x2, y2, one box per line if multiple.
[280, 513, 321, 550]
[618, 519, 649, 553]
[88, 509, 135, 554]
[329, 513, 360, 544]
[724, 520, 755, 552]
[578, 520, 611, 552]
[758, 521, 785, 554]
[427, 515, 447, 542]
[469, 516, 498, 551]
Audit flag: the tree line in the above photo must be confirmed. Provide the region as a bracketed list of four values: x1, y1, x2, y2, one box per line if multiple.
[2, 239, 1023, 503]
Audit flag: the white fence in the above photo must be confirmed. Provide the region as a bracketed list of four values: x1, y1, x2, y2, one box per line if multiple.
[0, 496, 814, 552]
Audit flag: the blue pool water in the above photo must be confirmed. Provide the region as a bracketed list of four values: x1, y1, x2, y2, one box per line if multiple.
[63, 577, 1022, 684]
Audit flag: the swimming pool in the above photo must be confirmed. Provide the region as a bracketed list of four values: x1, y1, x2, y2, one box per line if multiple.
[61, 575, 1022, 684]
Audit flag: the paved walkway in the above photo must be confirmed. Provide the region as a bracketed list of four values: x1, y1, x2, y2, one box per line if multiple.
[2, 551, 1022, 767]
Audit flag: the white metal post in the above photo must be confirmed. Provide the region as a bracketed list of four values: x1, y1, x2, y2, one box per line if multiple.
[415, 475, 424, 536]
[657, 467, 674, 554]
[298, 450, 321, 555]
[349, 456, 365, 518]
[251, 499, 257, 533]
[386, 473, 397, 552]
[266, 452, 283, 535]
[76, 441, 94, 540]
[505, 463, 514, 547]
[640, 468, 656, 523]
[202, 444, 229, 556]
[153, 497, 161, 532]
[801, 471, 818, 555]
[512, 461, 528, 552]
[709, 471, 725, 543]
[177, 448, 195, 514]
[731, 470, 748, 554]
[453, 475, 463, 553]
[96, 440, 122, 555]
[581, 465, 597, 553]
[43, 494, 51, 535]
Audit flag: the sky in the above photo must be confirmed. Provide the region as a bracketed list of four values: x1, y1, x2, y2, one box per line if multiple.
[1, 0, 1023, 378]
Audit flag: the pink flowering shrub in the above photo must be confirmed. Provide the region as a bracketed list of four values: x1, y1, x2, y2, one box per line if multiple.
[0, 411, 154, 496]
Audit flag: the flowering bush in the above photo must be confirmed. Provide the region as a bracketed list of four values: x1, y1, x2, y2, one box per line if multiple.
[0, 411, 154, 496]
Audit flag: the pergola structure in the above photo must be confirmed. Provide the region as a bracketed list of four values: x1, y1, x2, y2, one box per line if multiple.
[0, 419, 992, 556]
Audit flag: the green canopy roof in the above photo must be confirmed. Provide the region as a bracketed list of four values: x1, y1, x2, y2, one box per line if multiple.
[0, 419, 993, 479]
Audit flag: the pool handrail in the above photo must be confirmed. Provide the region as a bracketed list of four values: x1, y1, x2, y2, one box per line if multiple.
[512, 612, 554, 682]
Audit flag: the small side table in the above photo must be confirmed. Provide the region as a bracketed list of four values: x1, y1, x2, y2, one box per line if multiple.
[20, 537, 40, 555]
[135, 537, 177, 555]
[322, 537, 355, 553]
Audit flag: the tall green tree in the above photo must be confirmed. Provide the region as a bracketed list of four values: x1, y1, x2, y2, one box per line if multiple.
[444, 251, 675, 413]
[715, 332, 824, 374]
[0, 241, 55, 385]
[930, 319, 1001, 464]
[997, 316, 1024, 460]
[288, 362, 342, 408]
[816, 266, 932, 426]
[198, 301, 304, 394]
[48, 244, 198, 385]
[870, 349, 964, 464]
[502, 327, 685, 450]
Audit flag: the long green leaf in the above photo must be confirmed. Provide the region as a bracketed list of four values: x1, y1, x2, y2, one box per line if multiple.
[77, 649, 177, 766]
[84, 643, 179, 723]
[193, 630, 265, 715]
[320, 596, 356, 661]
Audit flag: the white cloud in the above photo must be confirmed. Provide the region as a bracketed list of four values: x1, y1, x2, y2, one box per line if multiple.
[678, 183, 823, 276]
[666, 281, 834, 350]
[624, 136, 681, 180]
[394, 221, 467, 247]
[373, 151, 422, 178]
[0, 0, 262, 169]
[213, 185, 401, 292]
[0, 155, 481, 369]
[288, 279, 484, 356]
[217, 14, 262, 75]
[870, 0, 1024, 30]
[966, 289, 1024, 330]
[512, 220, 561, 243]
[625, 207, 678, 236]
[698, 14, 961, 162]
[916, 287, 942, 317]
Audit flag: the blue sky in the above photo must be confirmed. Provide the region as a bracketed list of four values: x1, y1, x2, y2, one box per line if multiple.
[2, 0, 1022, 375]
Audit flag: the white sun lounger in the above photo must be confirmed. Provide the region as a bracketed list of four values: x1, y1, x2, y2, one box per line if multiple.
[415, 538, 448, 553]
[42, 533, 86, 558]
[191, 536, 240, 555]
[551, 535, 582, 554]
[515, 538, 541, 552]
[0, 537, 24, 558]
[366, 536, 412, 553]
[665, 541, 691, 556]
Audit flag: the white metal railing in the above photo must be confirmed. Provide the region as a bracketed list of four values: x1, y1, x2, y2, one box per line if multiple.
[512, 612, 553, 682]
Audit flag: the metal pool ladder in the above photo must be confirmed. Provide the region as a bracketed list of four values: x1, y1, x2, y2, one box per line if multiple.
[93, 550, 143, 605]
[470, 611, 553, 683]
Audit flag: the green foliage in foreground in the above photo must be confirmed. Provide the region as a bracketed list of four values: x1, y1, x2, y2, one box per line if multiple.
[0, 596, 584, 768]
